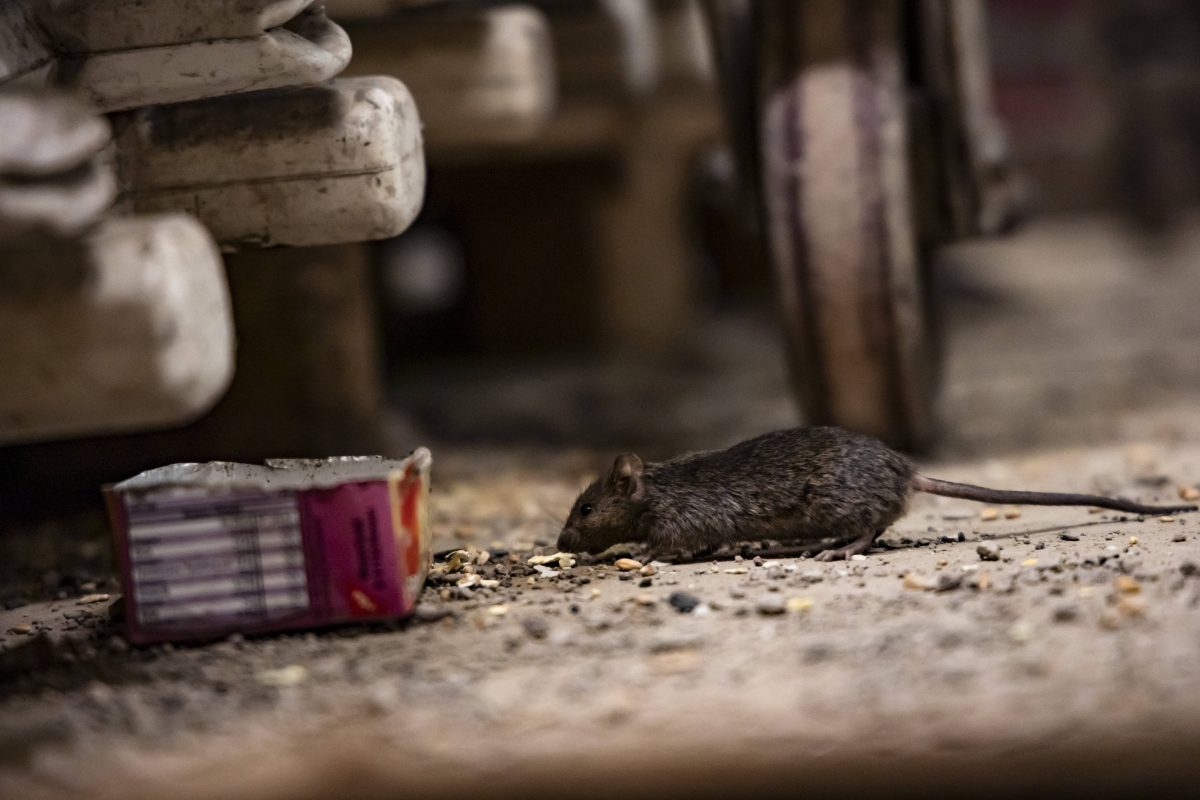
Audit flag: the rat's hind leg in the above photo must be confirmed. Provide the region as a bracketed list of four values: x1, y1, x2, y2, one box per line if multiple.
[814, 529, 881, 562]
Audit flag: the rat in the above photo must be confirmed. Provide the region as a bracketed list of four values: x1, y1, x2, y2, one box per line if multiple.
[555, 426, 1198, 561]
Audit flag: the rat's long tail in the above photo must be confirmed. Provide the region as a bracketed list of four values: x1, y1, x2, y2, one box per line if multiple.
[912, 474, 1198, 516]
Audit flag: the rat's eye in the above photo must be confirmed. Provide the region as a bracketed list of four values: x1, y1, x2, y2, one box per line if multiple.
[580, 503, 593, 517]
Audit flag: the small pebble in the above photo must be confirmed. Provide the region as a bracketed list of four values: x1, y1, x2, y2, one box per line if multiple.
[633, 594, 657, 607]
[1052, 605, 1080, 623]
[7, 623, 32, 635]
[638, 564, 656, 577]
[1173, 534, 1187, 543]
[1007, 619, 1034, 643]
[668, 592, 700, 613]
[936, 574, 963, 592]
[1181, 562, 1198, 577]
[756, 597, 786, 616]
[615, 558, 643, 572]
[1060, 533, 1080, 542]
[976, 543, 1001, 561]
[521, 617, 549, 639]
[980, 508, 1000, 521]
[413, 605, 455, 623]
[1004, 509, 1022, 520]
[1179, 485, 1200, 501]
[78, 594, 110, 604]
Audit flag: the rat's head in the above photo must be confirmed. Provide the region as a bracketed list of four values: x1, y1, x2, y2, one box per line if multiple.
[557, 453, 647, 554]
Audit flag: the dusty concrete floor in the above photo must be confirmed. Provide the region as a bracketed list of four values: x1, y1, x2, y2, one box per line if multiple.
[3, 216, 1200, 798]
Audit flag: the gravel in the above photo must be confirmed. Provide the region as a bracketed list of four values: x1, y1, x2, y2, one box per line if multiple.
[667, 592, 701, 613]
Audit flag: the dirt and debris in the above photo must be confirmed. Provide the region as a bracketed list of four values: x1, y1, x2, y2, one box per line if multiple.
[2, 484, 1200, 797]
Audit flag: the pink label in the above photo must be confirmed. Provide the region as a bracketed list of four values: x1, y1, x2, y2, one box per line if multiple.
[299, 482, 407, 621]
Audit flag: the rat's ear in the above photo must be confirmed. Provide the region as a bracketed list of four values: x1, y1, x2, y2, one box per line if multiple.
[608, 453, 645, 499]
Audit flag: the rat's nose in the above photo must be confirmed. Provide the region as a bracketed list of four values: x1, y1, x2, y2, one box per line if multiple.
[557, 528, 579, 553]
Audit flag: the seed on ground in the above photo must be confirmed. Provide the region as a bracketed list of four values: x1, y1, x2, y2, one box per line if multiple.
[903, 573, 933, 591]
[1117, 595, 1147, 617]
[1114, 576, 1140, 594]
[256, 665, 307, 687]
[786, 597, 814, 612]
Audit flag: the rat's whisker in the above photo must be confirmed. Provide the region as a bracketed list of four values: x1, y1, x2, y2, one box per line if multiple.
[534, 500, 566, 528]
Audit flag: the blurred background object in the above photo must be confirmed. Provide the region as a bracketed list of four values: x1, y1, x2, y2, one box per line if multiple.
[0, 88, 236, 446]
[0, 0, 426, 510]
[3, 0, 1200, 505]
